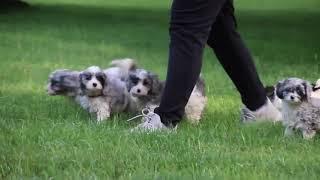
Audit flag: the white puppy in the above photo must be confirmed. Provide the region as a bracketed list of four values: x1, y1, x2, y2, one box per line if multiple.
[276, 78, 320, 139]
[77, 60, 137, 121]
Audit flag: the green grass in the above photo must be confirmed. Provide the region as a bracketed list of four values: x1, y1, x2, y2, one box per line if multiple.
[0, 0, 320, 179]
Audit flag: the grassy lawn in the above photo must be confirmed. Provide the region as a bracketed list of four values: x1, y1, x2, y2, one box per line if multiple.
[0, 0, 319, 179]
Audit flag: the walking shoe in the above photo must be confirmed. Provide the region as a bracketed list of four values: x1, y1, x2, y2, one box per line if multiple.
[128, 108, 170, 132]
[240, 98, 282, 123]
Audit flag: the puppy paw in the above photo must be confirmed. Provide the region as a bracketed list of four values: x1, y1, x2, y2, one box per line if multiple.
[96, 110, 111, 122]
[302, 130, 316, 140]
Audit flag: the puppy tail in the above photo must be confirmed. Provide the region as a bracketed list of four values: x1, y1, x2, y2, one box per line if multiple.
[110, 58, 137, 71]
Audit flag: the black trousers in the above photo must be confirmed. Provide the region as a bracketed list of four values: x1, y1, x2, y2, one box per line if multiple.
[154, 0, 267, 126]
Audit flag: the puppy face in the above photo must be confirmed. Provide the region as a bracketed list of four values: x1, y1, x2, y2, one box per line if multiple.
[127, 69, 163, 98]
[276, 78, 312, 104]
[47, 69, 80, 96]
[80, 66, 106, 97]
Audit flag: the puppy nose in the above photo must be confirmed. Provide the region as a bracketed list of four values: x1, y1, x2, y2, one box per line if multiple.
[93, 83, 97, 87]
[137, 89, 141, 93]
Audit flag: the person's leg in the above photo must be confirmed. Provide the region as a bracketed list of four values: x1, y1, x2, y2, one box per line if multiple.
[154, 0, 227, 127]
[206, 0, 281, 121]
[206, 0, 265, 110]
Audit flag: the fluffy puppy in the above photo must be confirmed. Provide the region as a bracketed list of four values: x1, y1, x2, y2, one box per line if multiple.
[59, 66, 107, 122]
[276, 78, 320, 139]
[47, 69, 80, 96]
[47, 60, 134, 122]
[47, 67, 110, 121]
[126, 69, 207, 123]
[265, 78, 320, 112]
[75, 80, 129, 122]
[76, 64, 131, 122]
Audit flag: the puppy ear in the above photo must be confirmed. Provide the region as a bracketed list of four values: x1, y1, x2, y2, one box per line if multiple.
[276, 80, 285, 99]
[79, 71, 91, 80]
[148, 73, 163, 96]
[79, 72, 88, 95]
[302, 81, 312, 102]
[128, 73, 137, 82]
[126, 72, 137, 91]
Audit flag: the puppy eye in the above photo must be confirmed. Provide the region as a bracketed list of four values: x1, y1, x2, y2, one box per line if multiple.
[96, 73, 105, 82]
[296, 87, 303, 94]
[133, 79, 139, 84]
[143, 80, 149, 86]
[85, 74, 92, 80]
[130, 76, 139, 84]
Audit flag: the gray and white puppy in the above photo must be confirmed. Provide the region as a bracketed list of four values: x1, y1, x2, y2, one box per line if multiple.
[47, 69, 81, 96]
[276, 78, 320, 139]
[47, 63, 132, 122]
[47, 66, 109, 121]
[75, 77, 129, 122]
[76, 63, 132, 122]
[265, 78, 320, 113]
[126, 69, 207, 124]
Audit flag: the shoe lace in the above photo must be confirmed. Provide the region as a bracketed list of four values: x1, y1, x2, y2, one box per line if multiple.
[127, 107, 153, 122]
[241, 108, 255, 121]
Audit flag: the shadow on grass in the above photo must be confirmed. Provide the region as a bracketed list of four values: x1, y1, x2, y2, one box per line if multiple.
[0, 0, 29, 12]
